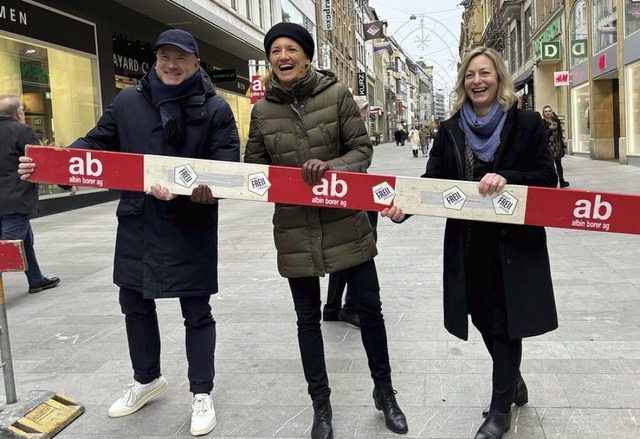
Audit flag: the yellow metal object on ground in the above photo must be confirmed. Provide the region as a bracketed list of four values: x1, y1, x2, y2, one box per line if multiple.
[2, 393, 84, 438]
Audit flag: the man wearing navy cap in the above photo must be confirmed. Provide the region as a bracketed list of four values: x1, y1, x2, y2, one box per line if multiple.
[19, 28, 239, 437]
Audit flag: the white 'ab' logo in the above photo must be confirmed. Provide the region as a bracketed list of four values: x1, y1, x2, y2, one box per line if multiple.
[69, 152, 103, 176]
[312, 174, 348, 197]
[574, 195, 612, 220]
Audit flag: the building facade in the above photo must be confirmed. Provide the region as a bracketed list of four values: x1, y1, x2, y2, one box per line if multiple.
[1, 0, 277, 211]
[464, 0, 640, 167]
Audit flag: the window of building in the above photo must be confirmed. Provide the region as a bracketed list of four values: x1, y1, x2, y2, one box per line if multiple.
[592, 0, 617, 54]
[246, 0, 252, 20]
[625, 0, 640, 37]
[0, 34, 100, 195]
[524, 7, 532, 59]
[570, 0, 588, 68]
[516, 20, 522, 67]
[570, 83, 590, 152]
[230, 0, 237, 10]
[509, 28, 517, 72]
[216, 88, 250, 157]
[257, 0, 264, 28]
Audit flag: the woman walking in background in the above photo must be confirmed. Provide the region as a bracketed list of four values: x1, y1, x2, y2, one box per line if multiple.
[542, 105, 570, 187]
[409, 125, 421, 157]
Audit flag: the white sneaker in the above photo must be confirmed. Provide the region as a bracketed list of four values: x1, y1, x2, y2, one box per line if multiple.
[190, 393, 216, 436]
[108, 376, 168, 417]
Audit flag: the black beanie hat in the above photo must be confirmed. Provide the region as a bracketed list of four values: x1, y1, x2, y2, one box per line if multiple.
[264, 22, 314, 61]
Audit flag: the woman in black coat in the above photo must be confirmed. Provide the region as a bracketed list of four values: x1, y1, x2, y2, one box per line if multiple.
[383, 47, 558, 439]
[542, 105, 570, 187]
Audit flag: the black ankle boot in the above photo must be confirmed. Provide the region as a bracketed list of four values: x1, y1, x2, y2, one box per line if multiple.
[372, 382, 408, 434]
[482, 374, 528, 417]
[474, 409, 511, 439]
[311, 399, 333, 439]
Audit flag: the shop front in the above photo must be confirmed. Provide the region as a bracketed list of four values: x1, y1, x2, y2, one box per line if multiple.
[112, 32, 251, 154]
[589, 0, 618, 160]
[0, 0, 101, 198]
[568, 0, 590, 155]
[623, 0, 640, 166]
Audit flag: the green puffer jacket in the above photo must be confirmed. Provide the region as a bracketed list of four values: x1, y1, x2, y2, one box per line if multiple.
[245, 69, 377, 278]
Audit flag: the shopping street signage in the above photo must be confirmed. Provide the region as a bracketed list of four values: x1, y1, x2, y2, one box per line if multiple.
[533, 17, 561, 58]
[321, 0, 332, 31]
[541, 42, 561, 61]
[571, 39, 588, 59]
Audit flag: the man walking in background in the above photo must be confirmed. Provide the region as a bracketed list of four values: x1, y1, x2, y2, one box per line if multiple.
[0, 94, 60, 294]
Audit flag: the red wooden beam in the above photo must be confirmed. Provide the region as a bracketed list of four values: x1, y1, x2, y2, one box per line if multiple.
[0, 240, 26, 273]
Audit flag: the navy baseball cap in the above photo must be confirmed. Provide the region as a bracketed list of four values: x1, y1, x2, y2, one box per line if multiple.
[153, 29, 199, 57]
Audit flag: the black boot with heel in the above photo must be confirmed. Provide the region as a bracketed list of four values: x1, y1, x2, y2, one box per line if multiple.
[482, 374, 528, 417]
[372, 382, 408, 434]
[474, 409, 511, 439]
[311, 399, 333, 439]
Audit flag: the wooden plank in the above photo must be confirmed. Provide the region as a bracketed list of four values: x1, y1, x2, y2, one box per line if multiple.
[25, 145, 640, 235]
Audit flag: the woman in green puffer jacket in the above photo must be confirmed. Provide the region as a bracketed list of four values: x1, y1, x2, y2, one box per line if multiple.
[244, 22, 408, 439]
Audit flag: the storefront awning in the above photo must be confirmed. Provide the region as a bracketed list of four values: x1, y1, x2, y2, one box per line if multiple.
[369, 106, 383, 116]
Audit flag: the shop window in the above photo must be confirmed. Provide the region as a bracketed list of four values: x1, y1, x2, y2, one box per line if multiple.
[625, 0, 640, 37]
[625, 61, 640, 155]
[570, 0, 588, 68]
[571, 83, 590, 153]
[0, 34, 99, 196]
[216, 89, 250, 157]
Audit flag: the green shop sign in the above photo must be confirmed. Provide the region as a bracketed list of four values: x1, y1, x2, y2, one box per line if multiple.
[534, 17, 561, 57]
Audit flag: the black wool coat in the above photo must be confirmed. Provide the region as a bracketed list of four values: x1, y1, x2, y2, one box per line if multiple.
[0, 117, 40, 216]
[71, 69, 240, 298]
[425, 104, 559, 340]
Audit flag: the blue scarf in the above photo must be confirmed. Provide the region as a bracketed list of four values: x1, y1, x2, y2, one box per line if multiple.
[459, 101, 507, 162]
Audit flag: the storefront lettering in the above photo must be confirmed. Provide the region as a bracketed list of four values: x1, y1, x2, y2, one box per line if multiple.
[0, 5, 27, 25]
[533, 18, 561, 57]
[113, 54, 150, 74]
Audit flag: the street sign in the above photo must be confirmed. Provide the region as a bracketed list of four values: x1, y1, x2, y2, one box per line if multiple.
[321, 0, 332, 30]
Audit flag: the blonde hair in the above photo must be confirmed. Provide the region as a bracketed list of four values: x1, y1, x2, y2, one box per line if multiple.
[452, 47, 517, 113]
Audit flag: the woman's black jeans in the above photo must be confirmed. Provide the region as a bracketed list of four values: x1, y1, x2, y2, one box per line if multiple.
[288, 258, 392, 402]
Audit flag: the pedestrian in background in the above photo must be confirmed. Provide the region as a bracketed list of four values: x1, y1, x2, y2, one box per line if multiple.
[19, 29, 239, 437]
[419, 125, 430, 156]
[382, 46, 558, 439]
[409, 125, 421, 157]
[394, 127, 403, 146]
[0, 94, 61, 294]
[244, 22, 407, 439]
[542, 105, 570, 188]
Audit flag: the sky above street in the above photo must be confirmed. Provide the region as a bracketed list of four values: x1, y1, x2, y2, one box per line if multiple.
[368, 0, 464, 94]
